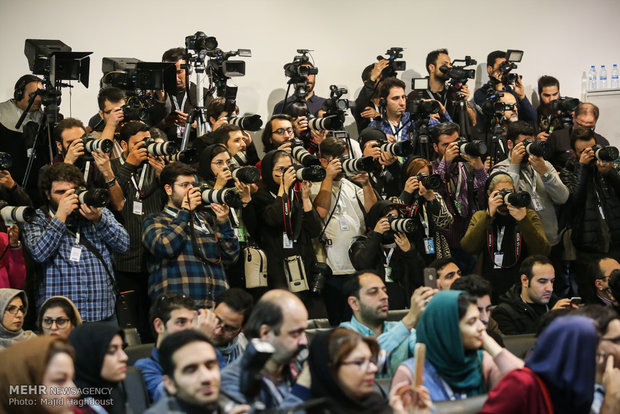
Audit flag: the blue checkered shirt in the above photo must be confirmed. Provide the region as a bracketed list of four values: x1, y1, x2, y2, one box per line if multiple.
[142, 207, 240, 308]
[23, 208, 130, 322]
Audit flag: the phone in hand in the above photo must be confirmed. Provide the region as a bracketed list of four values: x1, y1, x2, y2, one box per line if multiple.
[423, 267, 437, 288]
[570, 297, 582, 306]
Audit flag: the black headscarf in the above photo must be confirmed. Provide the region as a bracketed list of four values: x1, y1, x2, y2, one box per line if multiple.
[261, 149, 291, 194]
[308, 330, 392, 414]
[69, 323, 126, 414]
[197, 144, 228, 183]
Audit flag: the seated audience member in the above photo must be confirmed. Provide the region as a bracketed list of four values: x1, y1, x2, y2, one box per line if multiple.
[450, 275, 503, 341]
[221, 290, 309, 409]
[0, 288, 36, 349]
[0, 224, 26, 288]
[392, 290, 523, 402]
[340, 271, 436, 377]
[69, 323, 129, 413]
[589, 257, 620, 306]
[0, 336, 78, 414]
[261, 114, 296, 153]
[492, 255, 573, 335]
[307, 328, 432, 414]
[349, 201, 425, 300]
[37, 296, 82, 337]
[480, 315, 598, 414]
[23, 163, 130, 323]
[399, 157, 453, 264]
[146, 330, 250, 414]
[428, 257, 461, 290]
[461, 172, 550, 301]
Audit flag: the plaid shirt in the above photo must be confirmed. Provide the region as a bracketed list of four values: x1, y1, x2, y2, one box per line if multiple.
[142, 206, 240, 308]
[23, 208, 130, 321]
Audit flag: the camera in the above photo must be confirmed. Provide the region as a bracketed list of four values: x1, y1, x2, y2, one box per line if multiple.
[0, 201, 35, 224]
[283, 49, 318, 81]
[592, 145, 619, 162]
[230, 151, 248, 167]
[496, 49, 523, 86]
[199, 185, 243, 208]
[522, 139, 549, 158]
[379, 140, 414, 157]
[166, 148, 198, 164]
[458, 138, 487, 157]
[481, 90, 511, 118]
[377, 47, 406, 78]
[340, 156, 377, 175]
[440, 56, 476, 96]
[387, 216, 415, 233]
[407, 99, 441, 118]
[308, 115, 340, 131]
[319, 85, 350, 131]
[0, 152, 13, 170]
[310, 262, 332, 294]
[121, 103, 151, 124]
[230, 165, 260, 184]
[497, 189, 531, 208]
[185, 31, 218, 52]
[287, 165, 326, 182]
[291, 139, 320, 167]
[75, 187, 109, 208]
[83, 136, 114, 154]
[416, 173, 442, 190]
[549, 97, 580, 113]
[228, 114, 263, 131]
[145, 139, 179, 156]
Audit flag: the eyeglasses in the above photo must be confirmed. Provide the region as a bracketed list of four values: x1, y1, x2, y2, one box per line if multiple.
[212, 160, 232, 168]
[340, 356, 378, 372]
[174, 181, 196, 189]
[215, 315, 241, 334]
[273, 128, 294, 136]
[5, 305, 25, 315]
[42, 317, 70, 328]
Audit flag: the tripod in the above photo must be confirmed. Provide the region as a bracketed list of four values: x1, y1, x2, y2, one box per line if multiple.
[180, 54, 210, 151]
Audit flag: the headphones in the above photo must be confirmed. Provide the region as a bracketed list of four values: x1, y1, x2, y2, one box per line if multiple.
[14, 75, 42, 102]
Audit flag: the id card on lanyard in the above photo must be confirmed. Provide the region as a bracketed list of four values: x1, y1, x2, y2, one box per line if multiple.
[172, 92, 188, 139]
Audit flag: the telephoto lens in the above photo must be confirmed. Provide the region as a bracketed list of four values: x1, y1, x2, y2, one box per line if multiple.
[291, 142, 320, 167]
[340, 156, 377, 175]
[379, 140, 414, 157]
[167, 148, 197, 164]
[145, 139, 179, 156]
[308, 115, 339, 131]
[231, 151, 248, 167]
[522, 139, 549, 158]
[592, 145, 619, 162]
[292, 165, 326, 182]
[0, 201, 35, 224]
[230, 165, 260, 184]
[0, 152, 13, 170]
[75, 187, 109, 208]
[498, 189, 531, 208]
[199, 185, 243, 209]
[458, 139, 487, 157]
[416, 173, 442, 190]
[83, 136, 114, 154]
[228, 114, 263, 131]
[388, 217, 415, 233]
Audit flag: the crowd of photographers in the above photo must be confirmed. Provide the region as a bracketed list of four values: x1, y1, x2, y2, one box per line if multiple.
[1, 40, 620, 414]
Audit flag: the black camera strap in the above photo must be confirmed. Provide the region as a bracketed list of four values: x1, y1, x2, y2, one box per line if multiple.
[318, 183, 342, 242]
[485, 219, 522, 269]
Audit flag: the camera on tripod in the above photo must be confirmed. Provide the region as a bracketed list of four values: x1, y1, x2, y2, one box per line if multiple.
[440, 56, 476, 95]
[185, 31, 218, 53]
[544, 97, 580, 131]
[316, 85, 350, 131]
[377, 47, 406, 79]
[407, 99, 441, 119]
[283, 49, 318, 101]
[497, 189, 531, 208]
[496, 49, 523, 86]
[481, 91, 512, 118]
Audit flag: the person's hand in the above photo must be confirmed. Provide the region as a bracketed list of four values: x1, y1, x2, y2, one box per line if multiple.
[361, 106, 380, 119]
[64, 139, 85, 165]
[214, 168, 233, 190]
[510, 142, 527, 165]
[325, 158, 342, 180]
[537, 131, 550, 141]
[211, 112, 229, 131]
[418, 180, 434, 201]
[79, 203, 102, 223]
[0, 170, 16, 190]
[195, 308, 218, 339]
[579, 147, 595, 165]
[295, 361, 312, 388]
[602, 355, 620, 406]
[293, 116, 308, 135]
[107, 107, 124, 127]
[55, 189, 79, 223]
[429, 113, 440, 121]
[174, 110, 188, 126]
[370, 60, 389, 82]
[597, 160, 614, 175]
[551, 298, 572, 310]
[435, 100, 447, 115]
[529, 155, 548, 175]
[386, 134, 397, 143]
[277, 141, 292, 153]
[7, 226, 19, 248]
[444, 141, 460, 163]
[241, 130, 252, 146]
[235, 179, 251, 204]
[460, 84, 471, 101]
[228, 406, 251, 414]
[153, 90, 166, 102]
[211, 203, 230, 223]
[481, 330, 503, 357]
[92, 149, 113, 177]
[147, 155, 166, 178]
[181, 187, 202, 211]
[390, 383, 432, 414]
[484, 157, 492, 172]
[300, 180, 312, 200]
[461, 153, 484, 170]
[487, 190, 503, 217]
[404, 176, 420, 194]
[514, 75, 525, 100]
[281, 167, 297, 191]
[394, 232, 411, 252]
[311, 129, 327, 146]
[373, 217, 391, 234]
[407, 286, 437, 327]
[507, 203, 527, 221]
[351, 172, 370, 186]
[363, 144, 381, 159]
[379, 151, 397, 166]
[126, 141, 148, 166]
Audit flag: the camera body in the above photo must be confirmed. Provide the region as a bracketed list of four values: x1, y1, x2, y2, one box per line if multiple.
[185, 31, 218, 52]
[592, 145, 620, 163]
[497, 189, 531, 208]
[377, 47, 406, 79]
[416, 172, 442, 190]
[75, 187, 109, 208]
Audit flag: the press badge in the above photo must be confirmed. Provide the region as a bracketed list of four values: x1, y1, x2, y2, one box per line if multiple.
[493, 252, 504, 269]
[384, 265, 394, 283]
[531, 198, 543, 212]
[70, 246, 82, 262]
[235, 227, 246, 242]
[339, 217, 349, 231]
[283, 233, 294, 249]
[424, 237, 435, 254]
[133, 201, 143, 215]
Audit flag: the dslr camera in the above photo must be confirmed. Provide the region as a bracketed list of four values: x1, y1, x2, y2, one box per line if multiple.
[83, 135, 114, 155]
[285, 165, 326, 183]
[521, 139, 549, 158]
[339, 156, 377, 175]
[416, 172, 442, 190]
[75, 187, 109, 208]
[387, 216, 415, 233]
[592, 145, 619, 163]
[0, 201, 35, 225]
[199, 185, 243, 209]
[497, 189, 531, 208]
[377, 47, 406, 79]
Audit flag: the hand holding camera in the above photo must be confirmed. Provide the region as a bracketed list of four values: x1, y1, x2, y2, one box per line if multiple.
[444, 141, 460, 163]
[510, 141, 527, 165]
[370, 60, 390, 83]
[394, 232, 411, 252]
[79, 203, 102, 223]
[64, 139, 85, 165]
[325, 158, 342, 180]
[579, 147, 596, 165]
[507, 203, 527, 222]
[107, 106, 124, 127]
[281, 166, 297, 193]
[597, 160, 614, 175]
[147, 154, 166, 177]
[182, 187, 202, 211]
[214, 168, 233, 190]
[126, 140, 148, 166]
[56, 189, 79, 223]
[211, 202, 230, 223]
[374, 217, 391, 234]
[487, 190, 504, 217]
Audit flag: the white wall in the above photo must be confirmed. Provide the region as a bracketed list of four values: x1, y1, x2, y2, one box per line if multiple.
[1, 0, 620, 139]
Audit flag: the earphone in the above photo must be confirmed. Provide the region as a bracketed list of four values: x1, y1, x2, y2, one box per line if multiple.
[13, 75, 42, 102]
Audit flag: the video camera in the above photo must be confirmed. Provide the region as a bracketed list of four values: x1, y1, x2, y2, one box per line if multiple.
[496, 49, 523, 86]
[440, 56, 476, 96]
[481, 90, 512, 118]
[497, 189, 531, 208]
[543, 97, 580, 132]
[377, 47, 406, 79]
[283, 49, 318, 100]
[407, 99, 441, 120]
[317, 85, 350, 131]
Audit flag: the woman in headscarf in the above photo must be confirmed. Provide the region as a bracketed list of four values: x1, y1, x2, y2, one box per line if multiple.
[37, 296, 82, 337]
[0, 288, 36, 349]
[0, 336, 79, 414]
[392, 290, 523, 401]
[480, 315, 599, 414]
[69, 323, 129, 414]
[307, 328, 431, 414]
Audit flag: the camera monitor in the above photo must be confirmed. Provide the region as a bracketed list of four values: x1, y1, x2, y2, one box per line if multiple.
[412, 78, 430, 91]
[506, 49, 524, 63]
[102, 57, 141, 74]
[135, 62, 177, 96]
[25, 39, 92, 87]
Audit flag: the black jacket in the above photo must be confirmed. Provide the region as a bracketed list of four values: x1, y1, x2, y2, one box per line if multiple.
[491, 284, 559, 335]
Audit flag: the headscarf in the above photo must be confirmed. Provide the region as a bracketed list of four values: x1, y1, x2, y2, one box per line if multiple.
[38, 295, 83, 333]
[69, 323, 126, 414]
[197, 143, 228, 183]
[260, 150, 291, 194]
[0, 336, 74, 414]
[415, 290, 486, 396]
[308, 329, 392, 414]
[526, 315, 598, 414]
[0, 288, 36, 349]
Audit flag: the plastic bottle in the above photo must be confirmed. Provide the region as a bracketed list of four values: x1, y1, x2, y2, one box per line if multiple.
[588, 65, 597, 90]
[612, 64, 619, 89]
[581, 71, 588, 99]
[600, 65, 608, 89]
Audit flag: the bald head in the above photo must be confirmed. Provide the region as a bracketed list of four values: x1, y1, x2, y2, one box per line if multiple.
[245, 290, 308, 340]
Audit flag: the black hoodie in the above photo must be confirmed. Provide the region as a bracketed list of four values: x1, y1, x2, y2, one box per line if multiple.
[491, 283, 559, 335]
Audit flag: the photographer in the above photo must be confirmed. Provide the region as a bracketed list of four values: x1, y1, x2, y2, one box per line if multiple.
[559, 126, 620, 301]
[352, 59, 389, 133]
[260, 114, 296, 154]
[273, 61, 326, 116]
[111, 121, 165, 341]
[88, 86, 126, 158]
[22, 163, 130, 323]
[52, 118, 124, 211]
[358, 127, 402, 198]
[209, 124, 260, 167]
[460, 172, 550, 301]
[399, 157, 453, 264]
[536, 75, 561, 141]
[431, 122, 488, 273]
[142, 162, 240, 309]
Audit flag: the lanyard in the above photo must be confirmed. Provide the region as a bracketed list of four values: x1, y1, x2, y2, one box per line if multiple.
[385, 247, 395, 267]
[521, 167, 537, 195]
[389, 120, 404, 140]
[75, 232, 80, 245]
[419, 206, 430, 238]
[496, 226, 505, 252]
[172, 92, 187, 112]
[455, 164, 464, 198]
[83, 161, 90, 182]
[130, 167, 147, 199]
[426, 89, 448, 108]
[486, 221, 522, 268]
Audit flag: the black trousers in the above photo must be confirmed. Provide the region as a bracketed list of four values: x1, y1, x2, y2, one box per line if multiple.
[115, 270, 153, 344]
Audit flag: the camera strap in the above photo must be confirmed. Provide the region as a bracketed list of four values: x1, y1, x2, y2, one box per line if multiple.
[485, 220, 522, 268]
[318, 183, 342, 242]
[281, 192, 294, 240]
[83, 161, 90, 183]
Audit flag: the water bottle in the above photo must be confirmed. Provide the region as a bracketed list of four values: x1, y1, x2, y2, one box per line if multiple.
[612, 64, 619, 89]
[588, 65, 597, 90]
[599, 65, 608, 89]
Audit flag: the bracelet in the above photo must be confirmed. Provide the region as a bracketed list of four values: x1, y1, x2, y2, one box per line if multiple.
[105, 177, 117, 188]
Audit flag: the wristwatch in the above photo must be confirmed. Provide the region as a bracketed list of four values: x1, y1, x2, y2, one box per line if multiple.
[542, 171, 552, 180]
[105, 177, 117, 188]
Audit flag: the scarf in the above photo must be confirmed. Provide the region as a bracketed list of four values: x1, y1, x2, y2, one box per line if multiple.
[0, 288, 36, 349]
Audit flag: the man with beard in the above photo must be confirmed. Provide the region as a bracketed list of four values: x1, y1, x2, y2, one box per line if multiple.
[221, 289, 311, 409]
[52, 118, 124, 211]
[142, 162, 240, 309]
[273, 62, 326, 116]
[22, 163, 129, 322]
[340, 271, 436, 377]
[535, 76, 561, 141]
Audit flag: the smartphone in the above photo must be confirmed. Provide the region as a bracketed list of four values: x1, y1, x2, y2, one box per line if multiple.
[413, 343, 426, 388]
[570, 297, 582, 306]
[411, 77, 429, 91]
[423, 267, 437, 288]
